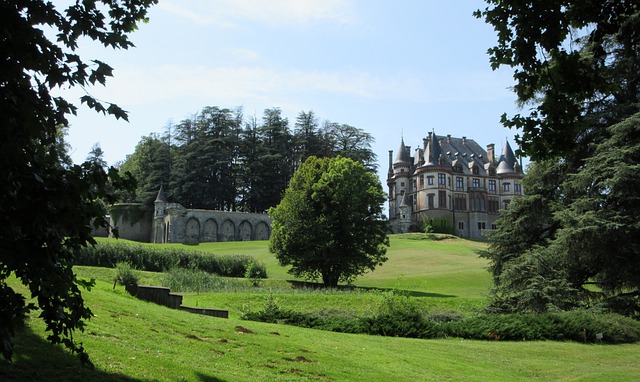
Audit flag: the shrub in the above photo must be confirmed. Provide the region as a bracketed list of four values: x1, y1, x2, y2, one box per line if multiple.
[113, 262, 139, 287]
[76, 242, 267, 278]
[163, 267, 248, 293]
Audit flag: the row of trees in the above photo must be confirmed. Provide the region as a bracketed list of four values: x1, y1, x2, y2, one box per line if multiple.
[476, 1, 640, 315]
[116, 107, 377, 212]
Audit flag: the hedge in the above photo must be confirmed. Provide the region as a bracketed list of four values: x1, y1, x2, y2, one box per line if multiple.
[76, 242, 267, 278]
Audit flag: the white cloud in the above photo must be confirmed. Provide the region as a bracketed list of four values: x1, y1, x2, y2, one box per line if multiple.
[97, 63, 513, 112]
[157, 0, 356, 28]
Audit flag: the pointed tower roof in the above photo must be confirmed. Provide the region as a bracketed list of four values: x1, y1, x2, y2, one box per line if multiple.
[155, 184, 167, 203]
[496, 140, 518, 174]
[394, 138, 411, 164]
[424, 131, 443, 165]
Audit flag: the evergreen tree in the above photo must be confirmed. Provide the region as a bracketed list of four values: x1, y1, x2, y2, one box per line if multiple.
[477, 0, 640, 315]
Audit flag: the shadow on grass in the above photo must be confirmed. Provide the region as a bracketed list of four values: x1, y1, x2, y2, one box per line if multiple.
[286, 280, 457, 298]
[0, 327, 140, 382]
[194, 372, 226, 382]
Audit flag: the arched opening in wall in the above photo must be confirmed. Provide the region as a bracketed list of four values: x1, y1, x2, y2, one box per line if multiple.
[221, 219, 235, 242]
[239, 220, 252, 241]
[203, 219, 218, 242]
[255, 221, 270, 240]
[164, 222, 169, 243]
[185, 217, 200, 245]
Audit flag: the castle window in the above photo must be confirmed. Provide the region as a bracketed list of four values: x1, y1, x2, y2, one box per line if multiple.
[491, 224, 497, 230]
[458, 221, 464, 230]
[503, 183, 510, 192]
[454, 194, 467, 211]
[504, 200, 511, 210]
[427, 176, 434, 185]
[472, 178, 480, 188]
[456, 177, 463, 189]
[489, 180, 496, 192]
[514, 183, 522, 194]
[438, 173, 446, 185]
[477, 222, 486, 230]
[438, 190, 447, 208]
[401, 181, 405, 187]
[488, 168, 496, 176]
[419, 177, 424, 187]
[488, 197, 499, 213]
[428, 194, 434, 208]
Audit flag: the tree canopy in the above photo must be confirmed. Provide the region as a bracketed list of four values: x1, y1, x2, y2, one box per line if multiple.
[476, 0, 639, 160]
[477, 1, 640, 315]
[269, 156, 389, 287]
[0, 0, 155, 361]
[120, 106, 378, 212]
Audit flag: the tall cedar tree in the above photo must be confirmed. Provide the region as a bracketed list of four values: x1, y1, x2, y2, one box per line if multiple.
[477, 1, 640, 314]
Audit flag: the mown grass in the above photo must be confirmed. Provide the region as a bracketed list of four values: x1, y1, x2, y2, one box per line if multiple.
[3, 279, 640, 381]
[3, 234, 639, 380]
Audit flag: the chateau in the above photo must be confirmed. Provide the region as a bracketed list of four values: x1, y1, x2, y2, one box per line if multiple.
[387, 132, 524, 238]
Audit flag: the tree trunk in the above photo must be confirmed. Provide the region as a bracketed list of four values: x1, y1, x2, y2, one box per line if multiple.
[321, 270, 339, 288]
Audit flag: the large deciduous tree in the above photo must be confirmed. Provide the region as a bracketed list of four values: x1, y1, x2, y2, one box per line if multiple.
[269, 156, 389, 287]
[0, 0, 155, 361]
[477, 1, 640, 315]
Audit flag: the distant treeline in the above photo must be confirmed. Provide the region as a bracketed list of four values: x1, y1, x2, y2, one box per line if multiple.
[113, 106, 377, 212]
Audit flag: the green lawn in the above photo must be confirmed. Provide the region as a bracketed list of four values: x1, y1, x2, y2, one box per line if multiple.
[2, 234, 639, 381]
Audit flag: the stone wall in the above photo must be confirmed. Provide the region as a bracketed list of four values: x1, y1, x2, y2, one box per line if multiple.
[109, 203, 153, 242]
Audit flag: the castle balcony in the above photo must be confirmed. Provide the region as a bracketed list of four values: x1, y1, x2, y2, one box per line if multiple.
[467, 187, 487, 193]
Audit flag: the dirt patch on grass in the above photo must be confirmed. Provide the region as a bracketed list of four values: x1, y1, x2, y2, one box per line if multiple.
[235, 326, 254, 334]
[283, 356, 313, 363]
[184, 334, 210, 341]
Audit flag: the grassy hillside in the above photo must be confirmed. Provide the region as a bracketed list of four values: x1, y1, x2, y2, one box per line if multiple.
[2, 235, 639, 381]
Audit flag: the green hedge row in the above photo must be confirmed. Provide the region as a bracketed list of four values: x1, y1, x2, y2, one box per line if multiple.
[76, 242, 267, 278]
[243, 306, 640, 344]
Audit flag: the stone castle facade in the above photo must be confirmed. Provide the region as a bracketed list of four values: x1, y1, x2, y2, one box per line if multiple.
[387, 132, 524, 238]
[108, 186, 272, 244]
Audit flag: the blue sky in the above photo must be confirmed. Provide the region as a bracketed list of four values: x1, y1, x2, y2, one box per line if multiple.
[62, 0, 523, 185]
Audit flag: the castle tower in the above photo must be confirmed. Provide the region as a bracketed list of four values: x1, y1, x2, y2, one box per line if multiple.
[152, 185, 167, 243]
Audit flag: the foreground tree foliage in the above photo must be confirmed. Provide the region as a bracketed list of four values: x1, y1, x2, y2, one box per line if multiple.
[477, 1, 640, 315]
[0, 0, 155, 361]
[269, 157, 389, 287]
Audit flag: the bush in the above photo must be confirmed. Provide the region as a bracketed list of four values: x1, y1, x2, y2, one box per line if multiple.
[241, 299, 640, 344]
[448, 311, 640, 343]
[113, 262, 139, 287]
[163, 267, 248, 293]
[76, 242, 267, 278]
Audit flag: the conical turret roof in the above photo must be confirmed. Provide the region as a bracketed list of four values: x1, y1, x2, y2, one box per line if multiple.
[155, 184, 167, 203]
[496, 140, 518, 174]
[394, 138, 411, 164]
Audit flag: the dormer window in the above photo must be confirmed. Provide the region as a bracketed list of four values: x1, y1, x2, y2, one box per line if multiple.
[472, 166, 479, 175]
[488, 167, 496, 176]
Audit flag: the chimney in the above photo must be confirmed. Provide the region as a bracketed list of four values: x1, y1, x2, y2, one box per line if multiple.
[487, 144, 495, 163]
[447, 134, 451, 143]
[388, 150, 393, 173]
[462, 136, 467, 145]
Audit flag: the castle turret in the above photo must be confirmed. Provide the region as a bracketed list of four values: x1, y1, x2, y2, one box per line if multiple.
[496, 140, 519, 175]
[152, 185, 167, 243]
